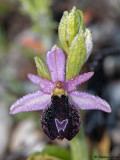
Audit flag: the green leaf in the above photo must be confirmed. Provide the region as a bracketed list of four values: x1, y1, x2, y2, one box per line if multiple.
[66, 32, 86, 79]
[58, 11, 69, 54]
[34, 56, 51, 80]
[29, 145, 70, 160]
[28, 154, 62, 160]
[42, 145, 70, 160]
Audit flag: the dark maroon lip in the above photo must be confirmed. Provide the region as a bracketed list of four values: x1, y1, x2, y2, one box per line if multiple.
[41, 95, 81, 141]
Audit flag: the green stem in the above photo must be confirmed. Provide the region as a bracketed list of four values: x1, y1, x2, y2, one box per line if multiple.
[70, 122, 89, 160]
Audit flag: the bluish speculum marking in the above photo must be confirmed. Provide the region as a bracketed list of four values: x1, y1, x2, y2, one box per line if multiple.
[55, 118, 68, 132]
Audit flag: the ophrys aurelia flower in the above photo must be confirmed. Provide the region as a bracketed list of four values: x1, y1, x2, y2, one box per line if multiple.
[10, 45, 111, 141]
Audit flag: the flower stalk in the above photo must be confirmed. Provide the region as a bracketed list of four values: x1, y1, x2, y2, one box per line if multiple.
[70, 124, 88, 160]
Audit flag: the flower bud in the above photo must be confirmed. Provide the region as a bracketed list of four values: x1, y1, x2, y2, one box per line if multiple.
[58, 7, 93, 79]
[85, 29, 93, 61]
[66, 32, 86, 79]
[58, 6, 85, 54]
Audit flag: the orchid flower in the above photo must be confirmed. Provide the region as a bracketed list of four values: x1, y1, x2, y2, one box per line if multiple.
[10, 45, 111, 141]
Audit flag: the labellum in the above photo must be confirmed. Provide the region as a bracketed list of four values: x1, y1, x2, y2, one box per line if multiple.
[41, 82, 81, 140]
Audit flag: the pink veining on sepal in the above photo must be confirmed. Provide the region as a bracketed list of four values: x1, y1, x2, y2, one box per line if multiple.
[46, 45, 65, 82]
[28, 73, 54, 94]
[63, 72, 94, 92]
[10, 91, 51, 114]
[69, 91, 111, 113]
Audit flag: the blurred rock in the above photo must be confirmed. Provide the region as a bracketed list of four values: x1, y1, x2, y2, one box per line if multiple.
[103, 56, 116, 77]
[103, 81, 120, 155]
[103, 56, 120, 78]
[9, 119, 47, 156]
[91, 19, 118, 47]
[116, 108, 120, 120]
[102, 81, 120, 130]
[0, 101, 12, 158]
[104, 81, 120, 109]
[3, 153, 27, 160]
[4, 44, 35, 80]
[111, 129, 120, 145]
[108, 0, 120, 16]
[111, 146, 120, 158]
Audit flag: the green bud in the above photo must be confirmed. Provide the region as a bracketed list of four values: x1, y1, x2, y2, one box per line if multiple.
[34, 56, 51, 80]
[66, 7, 80, 45]
[58, 11, 69, 54]
[84, 29, 93, 61]
[59, 7, 93, 79]
[66, 8, 85, 45]
[77, 10, 85, 31]
[66, 32, 86, 79]
[58, 6, 85, 54]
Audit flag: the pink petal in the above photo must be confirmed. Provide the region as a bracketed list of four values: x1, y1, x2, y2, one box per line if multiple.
[46, 45, 65, 82]
[28, 73, 54, 94]
[69, 91, 111, 113]
[10, 91, 51, 114]
[63, 72, 94, 92]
